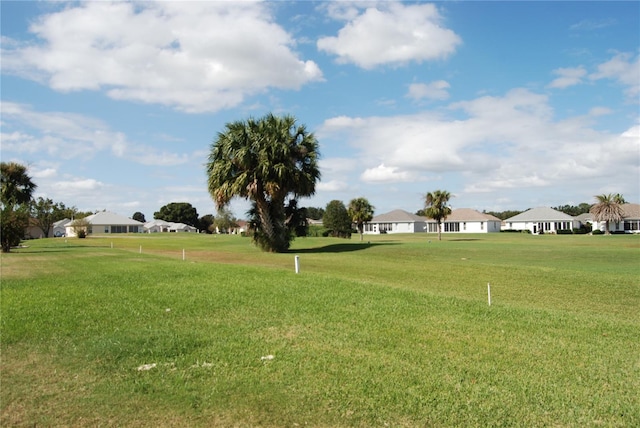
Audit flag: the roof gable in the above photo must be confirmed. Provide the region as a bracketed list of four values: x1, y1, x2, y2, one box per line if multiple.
[504, 207, 574, 222]
[434, 208, 501, 222]
[371, 209, 426, 223]
[622, 203, 640, 219]
[85, 211, 143, 225]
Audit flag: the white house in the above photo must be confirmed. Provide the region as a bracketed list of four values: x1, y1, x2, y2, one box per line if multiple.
[503, 207, 577, 234]
[143, 219, 197, 233]
[426, 208, 502, 233]
[590, 203, 640, 233]
[65, 211, 143, 237]
[364, 209, 427, 234]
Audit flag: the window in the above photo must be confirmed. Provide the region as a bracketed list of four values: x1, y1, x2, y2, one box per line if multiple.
[463, 222, 466, 231]
[480, 222, 484, 230]
[444, 222, 460, 232]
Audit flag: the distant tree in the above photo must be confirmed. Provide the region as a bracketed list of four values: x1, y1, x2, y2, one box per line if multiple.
[154, 202, 199, 227]
[1, 162, 37, 252]
[206, 113, 320, 252]
[424, 190, 452, 241]
[286, 199, 309, 237]
[132, 212, 146, 223]
[305, 207, 325, 220]
[30, 197, 57, 238]
[348, 197, 374, 241]
[213, 207, 238, 234]
[415, 209, 426, 217]
[323, 200, 352, 238]
[590, 193, 625, 235]
[198, 214, 215, 234]
[484, 210, 523, 221]
[552, 203, 591, 217]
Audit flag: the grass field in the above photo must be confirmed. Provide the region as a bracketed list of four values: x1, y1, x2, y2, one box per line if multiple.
[1, 232, 639, 427]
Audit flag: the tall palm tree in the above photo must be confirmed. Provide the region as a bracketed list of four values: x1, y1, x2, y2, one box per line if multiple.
[590, 193, 625, 235]
[207, 114, 320, 252]
[348, 197, 374, 241]
[425, 190, 452, 241]
[1, 162, 37, 252]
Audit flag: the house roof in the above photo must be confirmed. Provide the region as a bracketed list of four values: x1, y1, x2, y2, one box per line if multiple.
[622, 203, 640, 220]
[371, 209, 427, 223]
[53, 218, 72, 227]
[428, 208, 501, 222]
[504, 207, 574, 222]
[84, 211, 143, 225]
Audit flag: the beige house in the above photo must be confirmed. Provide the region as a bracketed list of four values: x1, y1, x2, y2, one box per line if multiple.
[66, 211, 143, 237]
[426, 208, 502, 233]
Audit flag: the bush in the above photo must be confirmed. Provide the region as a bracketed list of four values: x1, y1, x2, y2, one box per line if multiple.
[592, 230, 604, 235]
[77, 229, 87, 239]
[557, 229, 573, 235]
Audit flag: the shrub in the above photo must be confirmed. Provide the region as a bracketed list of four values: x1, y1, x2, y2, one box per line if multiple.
[557, 229, 573, 235]
[592, 229, 604, 235]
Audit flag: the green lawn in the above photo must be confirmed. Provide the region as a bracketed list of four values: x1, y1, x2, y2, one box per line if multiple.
[2, 233, 639, 427]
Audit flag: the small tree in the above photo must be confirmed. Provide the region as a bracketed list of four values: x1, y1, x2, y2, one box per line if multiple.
[213, 207, 238, 234]
[132, 212, 146, 223]
[323, 200, 352, 238]
[71, 217, 90, 238]
[199, 214, 215, 234]
[348, 197, 374, 241]
[425, 190, 452, 241]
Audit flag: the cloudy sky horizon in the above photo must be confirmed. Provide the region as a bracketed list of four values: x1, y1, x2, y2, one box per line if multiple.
[1, 1, 638, 220]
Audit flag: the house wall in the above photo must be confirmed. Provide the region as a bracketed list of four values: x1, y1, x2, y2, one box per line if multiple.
[503, 220, 577, 234]
[364, 221, 426, 234]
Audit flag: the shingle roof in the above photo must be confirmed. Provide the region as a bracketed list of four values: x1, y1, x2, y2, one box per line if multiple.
[85, 211, 143, 225]
[430, 208, 501, 222]
[622, 203, 640, 219]
[371, 209, 426, 223]
[504, 207, 574, 222]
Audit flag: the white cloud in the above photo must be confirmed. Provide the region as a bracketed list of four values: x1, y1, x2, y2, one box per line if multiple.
[407, 80, 451, 101]
[548, 66, 587, 89]
[319, 88, 640, 198]
[317, 2, 461, 69]
[361, 164, 416, 183]
[1, 102, 191, 166]
[590, 52, 640, 98]
[3, 2, 323, 113]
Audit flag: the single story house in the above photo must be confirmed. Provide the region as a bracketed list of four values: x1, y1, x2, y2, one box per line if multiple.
[364, 209, 427, 234]
[66, 211, 143, 237]
[426, 208, 502, 233]
[143, 219, 197, 233]
[590, 203, 640, 233]
[502, 207, 577, 234]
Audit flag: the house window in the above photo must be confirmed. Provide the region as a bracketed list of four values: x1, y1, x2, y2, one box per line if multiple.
[463, 222, 466, 231]
[105, 227, 109, 233]
[444, 222, 460, 232]
[480, 222, 484, 230]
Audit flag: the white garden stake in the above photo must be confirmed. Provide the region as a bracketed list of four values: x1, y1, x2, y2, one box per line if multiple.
[487, 282, 492, 306]
[182, 249, 185, 261]
[139, 245, 142, 254]
[295, 255, 300, 274]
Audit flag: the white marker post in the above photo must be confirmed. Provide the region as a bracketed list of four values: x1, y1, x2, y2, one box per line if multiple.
[294, 255, 300, 274]
[139, 245, 142, 254]
[487, 282, 492, 306]
[182, 249, 186, 261]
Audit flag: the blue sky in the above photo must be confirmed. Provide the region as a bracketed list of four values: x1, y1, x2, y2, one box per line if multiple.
[2, 1, 638, 220]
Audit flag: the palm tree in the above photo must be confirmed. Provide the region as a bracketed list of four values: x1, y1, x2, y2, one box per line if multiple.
[207, 114, 320, 252]
[590, 193, 625, 235]
[348, 197, 374, 241]
[1, 162, 37, 252]
[425, 190, 452, 241]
